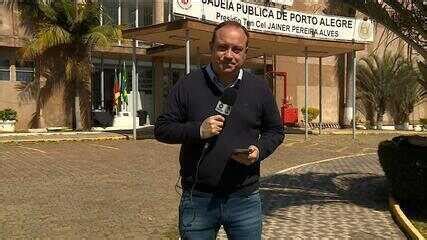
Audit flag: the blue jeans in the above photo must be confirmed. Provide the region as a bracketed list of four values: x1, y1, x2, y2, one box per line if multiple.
[179, 190, 262, 240]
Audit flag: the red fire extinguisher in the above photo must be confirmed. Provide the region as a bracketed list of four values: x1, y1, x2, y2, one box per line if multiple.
[272, 71, 298, 126]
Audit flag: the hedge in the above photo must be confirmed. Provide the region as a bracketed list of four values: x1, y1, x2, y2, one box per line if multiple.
[378, 135, 427, 214]
[301, 107, 320, 123]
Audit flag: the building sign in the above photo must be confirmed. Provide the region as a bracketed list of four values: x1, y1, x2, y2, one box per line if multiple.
[173, 0, 374, 43]
[269, 0, 294, 7]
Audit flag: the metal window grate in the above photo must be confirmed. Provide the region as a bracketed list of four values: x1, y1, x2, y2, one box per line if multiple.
[0, 69, 10, 81]
[16, 68, 34, 82]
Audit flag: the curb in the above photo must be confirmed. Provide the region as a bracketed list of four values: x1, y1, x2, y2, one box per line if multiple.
[285, 128, 427, 135]
[0, 135, 128, 144]
[389, 196, 425, 240]
[323, 131, 427, 135]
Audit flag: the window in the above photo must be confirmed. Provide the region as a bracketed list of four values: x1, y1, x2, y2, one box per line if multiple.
[121, 0, 137, 28]
[138, 0, 153, 26]
[91, 59, 102, 110]
[101, 0, 119, 25]
[0, 58, 10, 81]
[16, 61, 34, 82]
[164, 0, 170, 22]
[100, 0, 153, 27]
[138, 66, 153, 94]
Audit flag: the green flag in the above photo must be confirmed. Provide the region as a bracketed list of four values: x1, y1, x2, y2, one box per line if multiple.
[121, 63, 128, 106]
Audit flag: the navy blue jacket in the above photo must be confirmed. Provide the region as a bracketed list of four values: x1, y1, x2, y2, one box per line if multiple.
[154, 68, 284, 194]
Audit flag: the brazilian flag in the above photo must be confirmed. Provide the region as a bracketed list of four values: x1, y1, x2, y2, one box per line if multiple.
[121, 63, 128, 106]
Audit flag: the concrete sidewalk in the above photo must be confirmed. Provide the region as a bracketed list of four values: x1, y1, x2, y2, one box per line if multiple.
[0, 126, 156, 143]
[320, 128, 426, 135]
[0, 131, 128, 143]
[286, 127, 427, 135]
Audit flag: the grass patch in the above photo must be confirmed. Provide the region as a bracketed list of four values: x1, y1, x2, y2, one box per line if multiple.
[411, 219, 427, 237]
[401, 203, 427, 237]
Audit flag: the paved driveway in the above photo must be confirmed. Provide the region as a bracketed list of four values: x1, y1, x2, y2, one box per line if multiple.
[217, 154, 404, 239]
[261, 154, 404, 239]
[0, 134, 408, 238]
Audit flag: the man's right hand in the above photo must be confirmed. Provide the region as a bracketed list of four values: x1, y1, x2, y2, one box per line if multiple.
[200, 115, 225, 139]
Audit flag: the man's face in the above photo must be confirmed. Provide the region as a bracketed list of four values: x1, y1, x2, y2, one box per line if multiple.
[210, 26, 248, 78]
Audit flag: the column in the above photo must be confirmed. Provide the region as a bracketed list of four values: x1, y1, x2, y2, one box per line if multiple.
[318, 57, 322, 134]
[352, 51, 357, 140]
[101, 58, 105, 109]
[343, 52, 354, 127]
[153, 0, 164, 121]
[153, 57, 164, 120]
[154, 0, 164, 24]
[132, 39, 137, 139]
[304, 52, 308, 140]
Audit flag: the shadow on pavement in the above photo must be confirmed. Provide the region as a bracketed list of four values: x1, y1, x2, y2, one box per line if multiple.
[260, 171, 389, 215]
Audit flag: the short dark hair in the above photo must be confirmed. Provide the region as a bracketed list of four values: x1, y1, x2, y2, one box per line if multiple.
[210, 21, 250, 49]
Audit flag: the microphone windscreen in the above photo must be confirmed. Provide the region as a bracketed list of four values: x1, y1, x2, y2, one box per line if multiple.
[220, 87, 237, 106]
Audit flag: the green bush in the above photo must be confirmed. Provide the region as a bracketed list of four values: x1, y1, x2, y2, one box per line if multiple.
[378, 135, 427, 214]
[301, 107, 320, 122]
[0, 108, 17, 121]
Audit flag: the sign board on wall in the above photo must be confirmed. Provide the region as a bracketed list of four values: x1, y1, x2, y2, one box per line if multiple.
[174, 0, 374, 43]
[270, 0, 293, 7]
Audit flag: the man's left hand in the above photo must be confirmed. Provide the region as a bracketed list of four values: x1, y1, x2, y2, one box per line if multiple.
[230, 145, 259, 166]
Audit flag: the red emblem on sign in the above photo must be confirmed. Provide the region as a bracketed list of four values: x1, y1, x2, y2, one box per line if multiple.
[177, 0, 191, 9]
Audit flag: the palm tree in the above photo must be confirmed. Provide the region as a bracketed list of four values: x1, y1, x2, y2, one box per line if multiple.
[356, 51, 403, 128]
[356, 96, 376, 128]
[417, 62, 427, 96]
[388, 60, 424, 126]
[333, 0, 427, 108]
[341, 0, 426, 60]
[11, 0, 121, 129]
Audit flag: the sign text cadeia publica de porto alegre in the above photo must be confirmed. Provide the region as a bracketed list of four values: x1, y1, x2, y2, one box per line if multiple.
[174, 0, 374, 43]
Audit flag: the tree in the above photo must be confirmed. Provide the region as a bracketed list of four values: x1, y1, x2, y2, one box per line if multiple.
[356, 51, 402, 128]
[338, 0, 426, 95]
[356, 95, 376, 128]
[418, 62, 427, 96]
[7, 0, 121, 129]
[340, 0, 425, 59]
[388, 59, 424, 126]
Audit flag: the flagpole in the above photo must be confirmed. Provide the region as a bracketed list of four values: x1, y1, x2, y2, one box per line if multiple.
[123, 61, 127, 112]
[114, 68, 119, 115]
[132, 39, 137, 140]
[118, 60, 122, 113]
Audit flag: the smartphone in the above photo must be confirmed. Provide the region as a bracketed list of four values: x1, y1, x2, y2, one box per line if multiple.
[232, 148, 250, 154]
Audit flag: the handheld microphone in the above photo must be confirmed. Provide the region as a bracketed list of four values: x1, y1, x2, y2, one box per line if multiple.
[203, 87, 237, 151]
[215, 87, 237, 117]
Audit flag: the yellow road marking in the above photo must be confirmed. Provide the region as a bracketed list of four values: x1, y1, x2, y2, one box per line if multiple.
[270, 153, 377, 176]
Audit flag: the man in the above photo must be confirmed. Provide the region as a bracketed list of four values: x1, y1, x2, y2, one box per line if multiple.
[154, 21, 284, 239]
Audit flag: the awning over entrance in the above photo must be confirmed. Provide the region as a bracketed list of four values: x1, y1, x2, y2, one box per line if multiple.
[92, 45, 147, 60]
[122, 18, 366, 59]
[122, 18, 362, 140]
